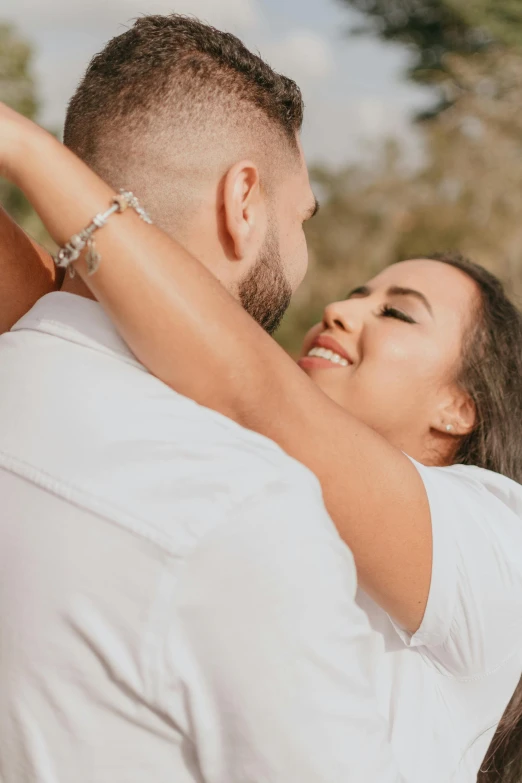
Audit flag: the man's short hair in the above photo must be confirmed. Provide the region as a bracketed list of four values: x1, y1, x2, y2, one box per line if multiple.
[63, 15, 304, 228]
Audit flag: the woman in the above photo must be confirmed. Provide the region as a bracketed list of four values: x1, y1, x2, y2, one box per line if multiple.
[1, 103, 522, 783]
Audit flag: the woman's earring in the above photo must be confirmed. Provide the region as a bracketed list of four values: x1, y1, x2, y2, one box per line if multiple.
[445, 423, 454, 433]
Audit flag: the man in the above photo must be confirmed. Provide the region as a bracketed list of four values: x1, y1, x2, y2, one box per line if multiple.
[0, 16, 402, 782]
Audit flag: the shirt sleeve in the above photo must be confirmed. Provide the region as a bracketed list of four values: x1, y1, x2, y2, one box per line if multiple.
[162, 478, 405, 783]
[394, 460, 522, 678]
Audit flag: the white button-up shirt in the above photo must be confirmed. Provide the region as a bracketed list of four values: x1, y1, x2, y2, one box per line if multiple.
[0, 292, 402, 782]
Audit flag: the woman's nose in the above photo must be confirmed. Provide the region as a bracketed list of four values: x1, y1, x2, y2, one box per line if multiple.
[322, 301, 358, 333]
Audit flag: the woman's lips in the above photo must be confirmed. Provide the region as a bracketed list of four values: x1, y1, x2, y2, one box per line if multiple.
[298, 334, 354, 370]
[312, 335, 353, 362]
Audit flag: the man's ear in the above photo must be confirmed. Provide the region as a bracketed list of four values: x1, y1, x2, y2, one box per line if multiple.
[222, 160, 265, 261]
[431, 387, 476, 437]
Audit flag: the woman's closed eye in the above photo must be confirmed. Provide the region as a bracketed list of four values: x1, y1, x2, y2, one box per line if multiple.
[379, 304, 417, 324]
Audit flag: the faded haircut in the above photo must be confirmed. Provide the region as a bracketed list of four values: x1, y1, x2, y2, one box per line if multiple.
[63, 14, 304, 230]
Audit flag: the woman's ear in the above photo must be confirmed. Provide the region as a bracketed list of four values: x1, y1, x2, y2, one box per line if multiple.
[432, 388, 476, 437]
[222, 160, 265, 262]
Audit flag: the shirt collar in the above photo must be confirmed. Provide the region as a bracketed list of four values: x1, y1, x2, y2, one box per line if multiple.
[12, 292, 144, 369]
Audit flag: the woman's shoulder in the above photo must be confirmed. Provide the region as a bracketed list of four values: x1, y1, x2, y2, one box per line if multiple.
[445, 463, 522, 518]
[408, 458, 522, 526]
[404, 459, 522, 677]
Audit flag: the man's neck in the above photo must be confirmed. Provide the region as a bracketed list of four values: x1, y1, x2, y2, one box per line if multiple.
[60, 273, 97, 301]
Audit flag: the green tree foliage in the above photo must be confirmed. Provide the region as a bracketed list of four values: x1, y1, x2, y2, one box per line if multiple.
[0, 23, 38, 118]
[448, 1, 522, 49]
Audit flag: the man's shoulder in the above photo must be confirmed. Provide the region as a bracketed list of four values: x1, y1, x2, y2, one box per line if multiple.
[0, 309, 304, 473]
[0, 316, 321, 556]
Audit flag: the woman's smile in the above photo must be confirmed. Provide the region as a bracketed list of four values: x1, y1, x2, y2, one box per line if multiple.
[298, 334, 353, 370]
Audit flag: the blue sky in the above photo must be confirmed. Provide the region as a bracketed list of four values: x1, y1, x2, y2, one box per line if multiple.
[2, 0, 433, 166]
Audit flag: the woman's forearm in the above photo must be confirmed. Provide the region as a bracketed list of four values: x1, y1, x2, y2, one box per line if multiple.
[9, 117, 432, 632]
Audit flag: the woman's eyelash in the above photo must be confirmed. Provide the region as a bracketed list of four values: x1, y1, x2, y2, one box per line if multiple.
[379, 305, 416, 324]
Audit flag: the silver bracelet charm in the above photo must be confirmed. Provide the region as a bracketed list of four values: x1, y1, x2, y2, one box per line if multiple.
[54, 189, 153, 277]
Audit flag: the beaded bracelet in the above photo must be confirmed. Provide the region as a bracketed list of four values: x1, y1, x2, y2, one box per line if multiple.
[54, 189, 153, 277]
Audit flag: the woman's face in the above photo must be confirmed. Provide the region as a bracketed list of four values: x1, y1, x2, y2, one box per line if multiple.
[298, 259, 478, 460]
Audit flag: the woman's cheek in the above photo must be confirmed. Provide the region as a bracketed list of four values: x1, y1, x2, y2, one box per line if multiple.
[383, 333, 435, 371]
[375, 337, 413, 369]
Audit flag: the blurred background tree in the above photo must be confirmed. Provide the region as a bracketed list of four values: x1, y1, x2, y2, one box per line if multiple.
[278, 0, 522, 352]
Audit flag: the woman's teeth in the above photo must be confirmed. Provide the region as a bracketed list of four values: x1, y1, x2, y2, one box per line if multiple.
[307, 346, 349, 366]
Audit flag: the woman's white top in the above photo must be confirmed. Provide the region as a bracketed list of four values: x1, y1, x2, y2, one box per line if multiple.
[358, 461, 522, 783]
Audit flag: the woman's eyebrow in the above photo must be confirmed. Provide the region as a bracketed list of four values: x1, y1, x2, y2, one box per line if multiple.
[346, 285, 371, 298]
[387, 286, 433, 316]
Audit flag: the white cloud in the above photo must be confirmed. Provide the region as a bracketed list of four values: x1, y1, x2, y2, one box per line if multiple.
[258, 31, 416, 167]
[261, 30, 334, 84]
[358, 98, 403, 135]
[301, 95, 423, 168]
[4, 0, 261, 35]
[35, 44, 88, 129]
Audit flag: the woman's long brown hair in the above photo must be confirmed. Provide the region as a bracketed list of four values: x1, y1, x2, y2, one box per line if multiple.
[428, 254, 522, 783]
[479, 679, 522, 782]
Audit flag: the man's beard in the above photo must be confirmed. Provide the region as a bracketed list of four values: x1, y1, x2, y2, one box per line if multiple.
[238, 227, 292, 335]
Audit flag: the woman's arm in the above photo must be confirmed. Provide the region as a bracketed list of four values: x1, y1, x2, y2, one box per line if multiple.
[2, 104, 432, 632]
[0, 206, 59, 333]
